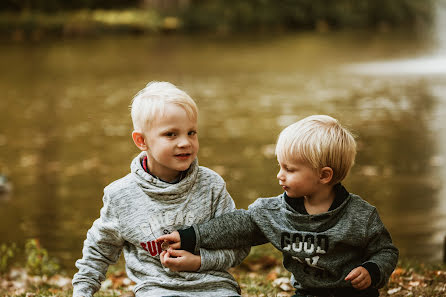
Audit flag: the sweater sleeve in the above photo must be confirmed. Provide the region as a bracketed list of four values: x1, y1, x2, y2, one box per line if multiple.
[197, 183, 250, 271]
[72, 193, 124, 297]
[364, 208, 399, 288]
[193, 207, 269, 251]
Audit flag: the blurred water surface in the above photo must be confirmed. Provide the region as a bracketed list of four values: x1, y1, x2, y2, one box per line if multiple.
[0, 29, 445, 271]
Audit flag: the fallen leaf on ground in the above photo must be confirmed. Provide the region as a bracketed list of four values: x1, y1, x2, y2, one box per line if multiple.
[387, 287, 402, 295]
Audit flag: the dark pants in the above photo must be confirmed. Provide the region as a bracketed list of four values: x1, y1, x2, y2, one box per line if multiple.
[292, 286, 379, 297]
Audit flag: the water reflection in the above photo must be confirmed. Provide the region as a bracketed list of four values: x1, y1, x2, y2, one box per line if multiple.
[345, 56, 446, 75]
[0, 31, 445, 271]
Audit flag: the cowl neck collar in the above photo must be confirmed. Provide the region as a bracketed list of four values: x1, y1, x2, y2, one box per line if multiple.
[130, 152, 199, 203]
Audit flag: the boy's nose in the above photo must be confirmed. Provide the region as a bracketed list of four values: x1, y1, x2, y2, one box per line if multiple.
[277, 170, 284, 180]
[177, 137, 191, 147]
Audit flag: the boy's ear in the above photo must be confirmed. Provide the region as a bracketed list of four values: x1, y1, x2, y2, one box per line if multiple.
[132, 131, 148, 151]
[319, 167, 333, 184]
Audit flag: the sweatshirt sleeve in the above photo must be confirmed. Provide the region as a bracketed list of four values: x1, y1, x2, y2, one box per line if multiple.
[72, 193, 124, 297]
[364, 208, 399, 288]
[192, 207, 268, 251]
[197, 183, 250, 271]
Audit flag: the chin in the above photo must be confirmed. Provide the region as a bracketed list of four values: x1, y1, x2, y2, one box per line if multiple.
[286, 192, 299, 198]
[178, 163, 193, 171]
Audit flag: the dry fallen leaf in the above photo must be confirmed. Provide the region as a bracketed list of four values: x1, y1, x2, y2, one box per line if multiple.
[266, 271, 278, 281]
[387, 287, 402, 295]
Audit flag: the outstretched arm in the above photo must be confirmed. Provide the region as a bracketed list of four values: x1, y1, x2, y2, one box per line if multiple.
[158, 184, 255, 272]
[158, 209, 268, 253]
[195, 209, 268, 250]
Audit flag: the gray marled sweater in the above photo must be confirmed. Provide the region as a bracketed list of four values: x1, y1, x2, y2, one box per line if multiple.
[72, 152, 249, 297]
[186, 188, 398, 295]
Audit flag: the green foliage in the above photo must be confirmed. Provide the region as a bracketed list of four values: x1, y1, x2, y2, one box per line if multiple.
[179, 0, 435, 32]
[0, 0, 140, 12]
[0, 9, 164, 37]
[0, 0, 436, 36]
[25, 239, 60, 277]
[0, 242, 17, 274]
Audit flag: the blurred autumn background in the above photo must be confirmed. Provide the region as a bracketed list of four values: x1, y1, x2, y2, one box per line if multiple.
[1, 0, 446, 296]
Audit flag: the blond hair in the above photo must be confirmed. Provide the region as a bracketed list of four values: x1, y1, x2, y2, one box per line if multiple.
[130, 81, 198, 133]
[275, 115, 357, 184]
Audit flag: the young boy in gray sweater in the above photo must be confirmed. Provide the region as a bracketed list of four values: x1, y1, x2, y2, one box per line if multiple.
[72, 82, 249, 297]
[158, 115, 399, 297]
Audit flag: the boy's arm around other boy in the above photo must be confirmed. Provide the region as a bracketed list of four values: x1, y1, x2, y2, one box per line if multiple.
[72, 191, 124, 297]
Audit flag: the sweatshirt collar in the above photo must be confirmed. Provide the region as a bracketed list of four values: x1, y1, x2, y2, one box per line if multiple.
[130, 152, 199, 203]
[141, 155, 187, 184]
[284, 183, 349, 215]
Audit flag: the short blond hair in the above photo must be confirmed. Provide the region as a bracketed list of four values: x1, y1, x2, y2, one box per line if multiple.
[275, 115, 356, 184]
[130, 81, 198, 133]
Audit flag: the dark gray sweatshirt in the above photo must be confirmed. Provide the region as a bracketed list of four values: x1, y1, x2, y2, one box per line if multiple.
[181, 186, 398, 295]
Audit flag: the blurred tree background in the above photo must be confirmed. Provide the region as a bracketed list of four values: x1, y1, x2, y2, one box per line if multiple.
[0, 0, 435, 37]
[0, 0, 141, 12]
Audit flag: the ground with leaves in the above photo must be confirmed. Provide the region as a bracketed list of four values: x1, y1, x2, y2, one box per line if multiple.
[1, 245, 445, 297]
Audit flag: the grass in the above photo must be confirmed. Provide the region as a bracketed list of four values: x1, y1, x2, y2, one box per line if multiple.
[1, 243, 445, 296]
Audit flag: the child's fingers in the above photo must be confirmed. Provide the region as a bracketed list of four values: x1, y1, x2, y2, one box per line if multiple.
[159, 251, 167, 265]
[344, 268, 360, 281]
[169, 242, 181, 250]
[347, 268, 371, 290]
[156, 234, 174, 243]
[350, 273, 364, 285]
[155, 238, 180, 249]
[156, 231, 181, 247]
[167, 249, 185, 257]
[162, 251, 184, 270]
[352, 277, 370, 290]
[161, 251, 179, 269]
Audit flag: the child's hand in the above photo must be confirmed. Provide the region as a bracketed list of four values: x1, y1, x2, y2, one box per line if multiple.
[156, 231, 181, 249]
[160, 249, 201, 272]
[345, 266, 372, 290]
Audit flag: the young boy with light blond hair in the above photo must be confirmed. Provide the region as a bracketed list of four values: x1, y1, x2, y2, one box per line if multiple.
[72, 81, 249, 297]
[158, 115, 399, 297]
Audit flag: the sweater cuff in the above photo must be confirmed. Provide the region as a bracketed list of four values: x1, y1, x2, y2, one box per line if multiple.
[72, 282, 96, 297]
[178, 227, 196, 254]
[362, 261, 381, 287]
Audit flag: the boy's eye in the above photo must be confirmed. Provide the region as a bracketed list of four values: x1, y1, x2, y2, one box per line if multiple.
[165, 132, 176, 137]
[188, 130, 197, 136]
[281, 165, 294, 172]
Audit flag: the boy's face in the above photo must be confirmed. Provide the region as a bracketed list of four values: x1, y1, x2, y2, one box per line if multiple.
[142, 103, 199, 182]
[276, 157, 321, 198]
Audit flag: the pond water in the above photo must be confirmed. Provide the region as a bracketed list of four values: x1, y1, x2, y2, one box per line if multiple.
[0, 28, 445, 272]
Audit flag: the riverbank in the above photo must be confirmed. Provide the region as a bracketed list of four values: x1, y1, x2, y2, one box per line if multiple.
[0, 1, 435, 41]
[1, 244, 445, 297]
[0, 9, 167, 41]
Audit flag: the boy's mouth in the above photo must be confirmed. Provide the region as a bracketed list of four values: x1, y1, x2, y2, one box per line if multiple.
[280, 184, 288, 191]
[174, 153, 192, 160]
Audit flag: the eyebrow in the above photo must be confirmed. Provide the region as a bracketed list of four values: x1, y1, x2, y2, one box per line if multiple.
[160, 126, 197, 133]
